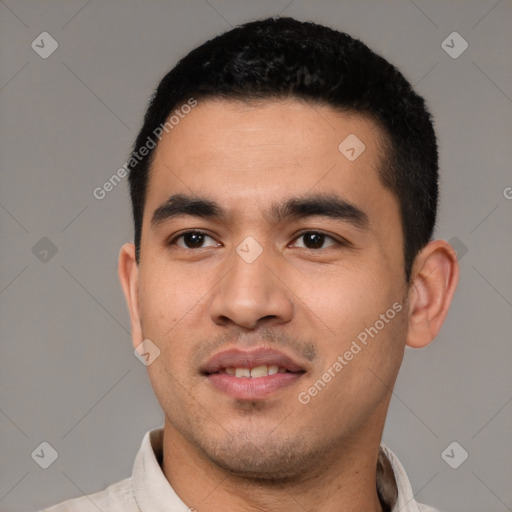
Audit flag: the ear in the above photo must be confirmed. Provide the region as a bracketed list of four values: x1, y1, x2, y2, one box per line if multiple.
[406, 239, 459, 348]
[118, 243, 143, 350]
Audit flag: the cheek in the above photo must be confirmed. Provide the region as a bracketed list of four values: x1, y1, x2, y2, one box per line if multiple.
[138, 266, 193, 339]
[299, 266, 404, 360]
[300, 267, 381, 326]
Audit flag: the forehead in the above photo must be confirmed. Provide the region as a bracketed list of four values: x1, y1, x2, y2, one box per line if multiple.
[145, 98, 393, 222]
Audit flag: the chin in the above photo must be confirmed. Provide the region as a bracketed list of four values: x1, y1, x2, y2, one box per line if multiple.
[198, 433, 325, 482]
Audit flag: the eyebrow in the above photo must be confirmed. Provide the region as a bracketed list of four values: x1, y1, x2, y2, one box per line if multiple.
[151, 193, 369, 230]
[151, 194, 225, 227]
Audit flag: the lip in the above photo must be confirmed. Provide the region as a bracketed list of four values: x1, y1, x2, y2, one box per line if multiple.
[201, 347, 306, 374]
[201, 347, 307, 400]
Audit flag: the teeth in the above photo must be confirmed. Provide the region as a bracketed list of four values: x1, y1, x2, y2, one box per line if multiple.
[250, 365, 268, 378]
[226, 365, 285, 378]
[235, 368, 251, 378]
[268, 365, 279, 375]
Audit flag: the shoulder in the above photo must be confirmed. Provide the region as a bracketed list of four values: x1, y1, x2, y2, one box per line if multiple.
[417, 505, 442, 512]
[379, 443, 442, 512]
[38, 477, 138, 512]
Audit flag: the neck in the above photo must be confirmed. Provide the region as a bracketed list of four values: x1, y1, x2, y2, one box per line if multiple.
[161, 403, 390, 512]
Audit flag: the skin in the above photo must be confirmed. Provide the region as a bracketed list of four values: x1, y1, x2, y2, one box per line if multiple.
[118, 98, 459, 512]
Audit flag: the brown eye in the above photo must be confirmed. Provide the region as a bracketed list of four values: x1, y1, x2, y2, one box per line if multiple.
[292, 231, 337, 249]
[172, 231, 218, 249]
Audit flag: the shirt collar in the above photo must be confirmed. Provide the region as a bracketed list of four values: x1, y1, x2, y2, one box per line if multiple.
[132, 428, 190, 512]
[379, 443, 425, 512]
[132, 427, 425, 512]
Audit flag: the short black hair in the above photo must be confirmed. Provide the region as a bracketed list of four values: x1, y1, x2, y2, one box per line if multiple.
[128, 17, 438, 281]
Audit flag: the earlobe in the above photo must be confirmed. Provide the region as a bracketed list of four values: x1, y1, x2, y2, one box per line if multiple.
[118, 243, 143, 349]
[406, 240, 459, 348]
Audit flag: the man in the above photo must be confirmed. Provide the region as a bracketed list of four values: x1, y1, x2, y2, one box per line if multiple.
[43, 17, 458, 512]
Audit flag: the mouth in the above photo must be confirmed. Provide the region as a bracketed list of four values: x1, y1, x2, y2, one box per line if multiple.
[213, 365, 296, 377]
[201, 348, 307, 400]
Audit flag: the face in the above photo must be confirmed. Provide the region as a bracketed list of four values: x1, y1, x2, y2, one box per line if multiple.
[125, 99, 411, 479]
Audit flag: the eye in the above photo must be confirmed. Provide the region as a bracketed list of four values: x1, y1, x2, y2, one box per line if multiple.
[171, 231, 220, 249]
[291, 231, 338, 250]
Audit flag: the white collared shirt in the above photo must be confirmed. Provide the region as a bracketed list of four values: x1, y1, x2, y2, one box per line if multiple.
[40, 427, 440, 512]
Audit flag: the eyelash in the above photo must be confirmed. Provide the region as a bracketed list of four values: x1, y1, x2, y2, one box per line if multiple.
[168, 230, 343, 250]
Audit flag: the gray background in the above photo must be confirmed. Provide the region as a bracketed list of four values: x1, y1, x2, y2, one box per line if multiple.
[0, 0, 511, 511]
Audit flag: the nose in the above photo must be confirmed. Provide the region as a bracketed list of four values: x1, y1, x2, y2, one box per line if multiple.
[209, 243, 294, 330]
